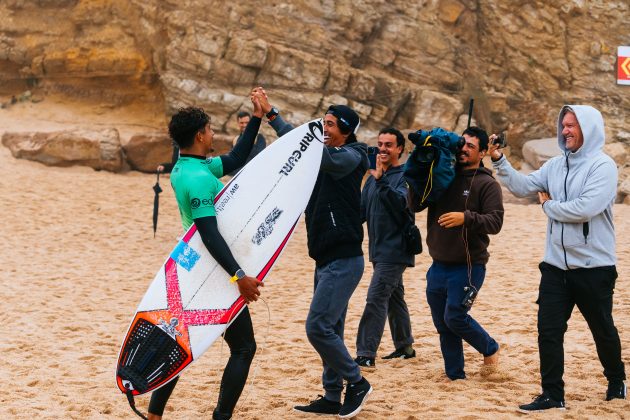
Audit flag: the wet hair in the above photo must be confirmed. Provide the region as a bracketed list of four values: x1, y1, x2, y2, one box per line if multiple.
[379, 127, 405, 157]
[168, 107, 210, 149]
[236, 111, 251, 120]
[462, 126, 489, 151]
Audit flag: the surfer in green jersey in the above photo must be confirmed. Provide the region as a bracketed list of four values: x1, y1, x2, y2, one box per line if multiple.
[148, 100, 264, 420]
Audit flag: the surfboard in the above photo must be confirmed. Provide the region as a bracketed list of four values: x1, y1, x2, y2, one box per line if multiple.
[116, 119, 324, 396]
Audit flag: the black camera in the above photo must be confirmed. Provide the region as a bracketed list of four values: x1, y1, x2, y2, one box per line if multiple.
[367, 146, 378, 169]
[492, 132, 507, 148]
[461, 286, 478, 309]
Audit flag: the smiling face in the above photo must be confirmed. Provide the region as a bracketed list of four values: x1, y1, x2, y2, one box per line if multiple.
[323, 114, 347, 147]
[457, 134, 485, 169]
[377, 133, 403, 169]
[561, 111, 584, 152]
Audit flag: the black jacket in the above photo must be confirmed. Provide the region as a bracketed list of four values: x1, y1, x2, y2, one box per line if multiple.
[270, 115, 368, 266]
[361, 164, 415, 266]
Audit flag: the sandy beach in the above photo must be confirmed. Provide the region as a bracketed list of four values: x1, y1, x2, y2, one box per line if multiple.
[0, 103, 628, 419]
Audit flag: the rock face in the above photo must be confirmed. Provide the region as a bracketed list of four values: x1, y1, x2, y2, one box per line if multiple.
[124, 133, 173, 173]
[2, 128, 122, 171]
[522, 138, 561, 169]
[2, 1, 628, 140]
[0, 0, 628, 182]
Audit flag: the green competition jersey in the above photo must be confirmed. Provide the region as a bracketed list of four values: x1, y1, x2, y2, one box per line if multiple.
[170, 155, 224, 230]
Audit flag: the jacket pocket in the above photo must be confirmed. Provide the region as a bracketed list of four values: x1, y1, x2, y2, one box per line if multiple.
[556, 221, 588, 248]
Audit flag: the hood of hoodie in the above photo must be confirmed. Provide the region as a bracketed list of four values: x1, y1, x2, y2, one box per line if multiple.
[557, 105, 605, 157]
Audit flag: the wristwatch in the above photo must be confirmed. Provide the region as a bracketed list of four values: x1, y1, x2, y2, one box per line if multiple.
[230, 268, 246, 283]
[266, 107, 279, 121]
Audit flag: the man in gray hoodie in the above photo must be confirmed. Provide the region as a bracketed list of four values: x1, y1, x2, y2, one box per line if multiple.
[489, 105, 626, 412]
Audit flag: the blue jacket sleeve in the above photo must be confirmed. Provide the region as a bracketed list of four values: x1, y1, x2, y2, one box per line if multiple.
[375, 173, 409, 224]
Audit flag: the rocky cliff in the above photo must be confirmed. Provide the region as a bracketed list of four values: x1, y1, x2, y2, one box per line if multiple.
[1, 0, 628, 153]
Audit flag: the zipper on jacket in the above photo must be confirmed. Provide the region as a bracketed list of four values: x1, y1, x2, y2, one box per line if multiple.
[550, 220, 553, 234]
[328, 204, 337, 228]
[562, 153, 570, 270]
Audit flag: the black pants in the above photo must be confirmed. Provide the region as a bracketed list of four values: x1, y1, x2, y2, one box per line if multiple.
[148, 307, 256, 419]
[537, 262, 625, 401]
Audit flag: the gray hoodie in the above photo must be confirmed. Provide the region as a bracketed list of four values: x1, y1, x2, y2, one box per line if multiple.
[492, 105, 617, 269]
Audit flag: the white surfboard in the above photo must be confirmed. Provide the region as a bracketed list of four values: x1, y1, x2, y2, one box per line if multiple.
[116, 119, 323, 395]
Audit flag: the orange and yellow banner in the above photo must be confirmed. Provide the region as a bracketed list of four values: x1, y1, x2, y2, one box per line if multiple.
[618, 46, 630, 86]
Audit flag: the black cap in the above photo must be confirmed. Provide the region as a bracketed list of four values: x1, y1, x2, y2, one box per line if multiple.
[326, 105, 360, 135]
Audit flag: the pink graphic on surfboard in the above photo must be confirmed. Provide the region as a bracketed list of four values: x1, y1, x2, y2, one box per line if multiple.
[116, 119, 324, 396]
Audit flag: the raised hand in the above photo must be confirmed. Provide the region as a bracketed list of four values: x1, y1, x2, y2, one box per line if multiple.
[252, 86, 272, 114]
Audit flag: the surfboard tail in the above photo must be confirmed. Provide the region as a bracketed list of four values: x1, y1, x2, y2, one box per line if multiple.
[116, 315, 192, 395]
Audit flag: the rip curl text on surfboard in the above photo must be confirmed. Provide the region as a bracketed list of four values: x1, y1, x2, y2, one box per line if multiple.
[278, 120, 323, 176]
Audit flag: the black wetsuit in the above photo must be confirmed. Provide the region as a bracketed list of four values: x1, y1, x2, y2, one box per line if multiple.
[148, 117, 261, 419]
[148, 307, 256, 419]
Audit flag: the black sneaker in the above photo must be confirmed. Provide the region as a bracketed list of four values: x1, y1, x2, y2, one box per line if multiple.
[606, 381, 627, 401]
[339, 378, 372, 418]
[518, 394, 566, 413]
[354, 356, 375, 368]
[381, 347, 416, 360]
[294, 395, 341, 415]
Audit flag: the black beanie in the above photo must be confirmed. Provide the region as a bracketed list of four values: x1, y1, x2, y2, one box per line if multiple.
[326, 104, 361, 135]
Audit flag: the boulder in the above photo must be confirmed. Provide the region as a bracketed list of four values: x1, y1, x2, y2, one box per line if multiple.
[522, 138, 561, 169]
[603, 142, 627, 166]
[123, 132, 173, 173]
[2, 128, 122, 171]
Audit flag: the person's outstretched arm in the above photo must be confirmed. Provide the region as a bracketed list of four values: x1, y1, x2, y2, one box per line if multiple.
[220, 93, 264, 175]
[219, 116, 262, 174]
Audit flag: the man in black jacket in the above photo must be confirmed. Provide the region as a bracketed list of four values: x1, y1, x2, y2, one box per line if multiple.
[253, 87, 372, 419]
[355, 128, 416, 367]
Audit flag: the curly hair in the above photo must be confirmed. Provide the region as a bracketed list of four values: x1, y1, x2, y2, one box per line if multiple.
[462, 126, 489, 151]
[168, 107, 210, 149]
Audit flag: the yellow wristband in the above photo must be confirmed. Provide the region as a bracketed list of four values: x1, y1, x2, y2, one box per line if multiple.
[230, 269, 245, 283]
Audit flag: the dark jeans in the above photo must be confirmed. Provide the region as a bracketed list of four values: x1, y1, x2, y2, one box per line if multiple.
[356, 262, 413, 358]
[426, 262, 498, 379]
[306, 256, 364, 402]
[537, 262, 625, 401]
[148, 307, 256, 418]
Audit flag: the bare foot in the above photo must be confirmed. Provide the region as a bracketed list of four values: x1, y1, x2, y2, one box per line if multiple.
[484, 346, 500, 365]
